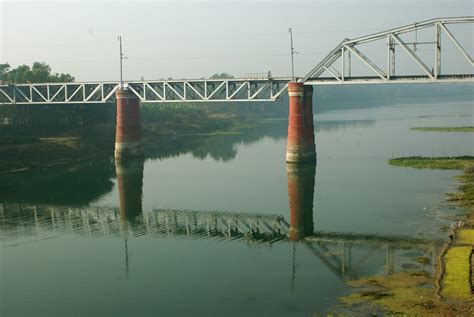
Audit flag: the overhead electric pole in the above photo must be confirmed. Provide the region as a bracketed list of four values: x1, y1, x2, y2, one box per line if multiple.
[289, 28, 295, 82]
[118, 35, 123, 89]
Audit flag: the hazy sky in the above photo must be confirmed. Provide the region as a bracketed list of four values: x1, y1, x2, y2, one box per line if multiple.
[1, 0, 473, 81]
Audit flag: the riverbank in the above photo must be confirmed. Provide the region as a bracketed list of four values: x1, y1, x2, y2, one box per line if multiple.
[0, 125, 248, 174]
[0, 118, 290, 207]
[410, 126, 474, 132]
[0, 102, 288, 173]
[389, 156, 474, 170]
[0, 124, 114, 173]
[340, 157, 474, 315]
[0, 120, 257, 206]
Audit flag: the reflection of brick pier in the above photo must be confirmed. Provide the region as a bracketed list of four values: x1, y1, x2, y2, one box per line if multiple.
[287, 163, 316, 241]
[116, 158, 144, 222]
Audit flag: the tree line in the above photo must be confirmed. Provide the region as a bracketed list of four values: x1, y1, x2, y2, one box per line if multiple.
[0, 62, 74, 84]
[0, 62, 234, 83]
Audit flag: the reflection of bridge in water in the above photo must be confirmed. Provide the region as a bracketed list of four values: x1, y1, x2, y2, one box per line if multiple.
[0, 157, 444, 281]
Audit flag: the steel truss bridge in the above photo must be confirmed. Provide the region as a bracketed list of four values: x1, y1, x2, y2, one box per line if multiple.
[303, 16, 474, 84]
[0, 16, 473, 105]
[0, 203, 443, 281]
[0, 78, 291, 104]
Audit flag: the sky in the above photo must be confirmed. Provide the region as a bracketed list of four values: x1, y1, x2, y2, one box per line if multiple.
[1, 0, 473, 82]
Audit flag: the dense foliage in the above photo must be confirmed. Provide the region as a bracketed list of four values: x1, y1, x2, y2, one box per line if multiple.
[0, 64, 9, 81]
[0, 103, 115, 136]
[0, 62, 74, 83]
[209, 73, 234, 79]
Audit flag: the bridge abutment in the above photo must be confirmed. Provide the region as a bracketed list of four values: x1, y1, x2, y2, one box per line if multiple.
[115, 88, 143, 160]
[286, 83, 316, 163]
[287, 162, 315, 241]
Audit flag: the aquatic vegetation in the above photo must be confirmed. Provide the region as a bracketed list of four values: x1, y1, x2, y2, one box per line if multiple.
[341, 272, 437, 315]
[415, 256, 431, 265]
[389, 156, 474, 170]
[458, 166, 474, 208]
[410, 126, 474, 132]
[341, 269, 473, 315]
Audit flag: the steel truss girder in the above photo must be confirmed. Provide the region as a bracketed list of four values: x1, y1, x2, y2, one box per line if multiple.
[302, 16, 474, 83]
[0, 79, 290, 105]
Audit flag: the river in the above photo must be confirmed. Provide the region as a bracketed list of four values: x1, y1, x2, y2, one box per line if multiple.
[0, 96, 473, 316]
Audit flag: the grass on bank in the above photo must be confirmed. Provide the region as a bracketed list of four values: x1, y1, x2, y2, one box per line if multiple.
[389, 156, 474, 170]
[441, 246, 472, 301]
[410, 126, 474, 132]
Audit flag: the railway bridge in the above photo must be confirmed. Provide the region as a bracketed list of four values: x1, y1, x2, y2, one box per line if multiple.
[0, 16, 473, 162]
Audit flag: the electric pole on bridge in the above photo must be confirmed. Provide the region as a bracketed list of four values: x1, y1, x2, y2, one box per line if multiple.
[289, 28, 295, 82]
[118, 35, 124, 89]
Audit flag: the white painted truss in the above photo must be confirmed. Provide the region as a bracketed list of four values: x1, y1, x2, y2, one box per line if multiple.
[302, 16, 474, 84]
[0, 78, 290, 105]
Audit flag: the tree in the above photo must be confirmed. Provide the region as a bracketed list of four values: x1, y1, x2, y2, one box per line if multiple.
[2, 62, 74, 83]
[6, 65, 32, 83]
[0, 63, 10, 81]
[209, 73, 234, 79]
[31, 62, 51, 82]
[51, 73, 74, 83]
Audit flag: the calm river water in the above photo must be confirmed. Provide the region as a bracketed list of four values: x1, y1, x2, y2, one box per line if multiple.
[0, 97, 473, 316]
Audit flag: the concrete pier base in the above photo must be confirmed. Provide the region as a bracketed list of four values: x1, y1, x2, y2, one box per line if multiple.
[286, 82, 316, 163]
[287, 163, 316, 241]
[115, 88, 143, 160]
